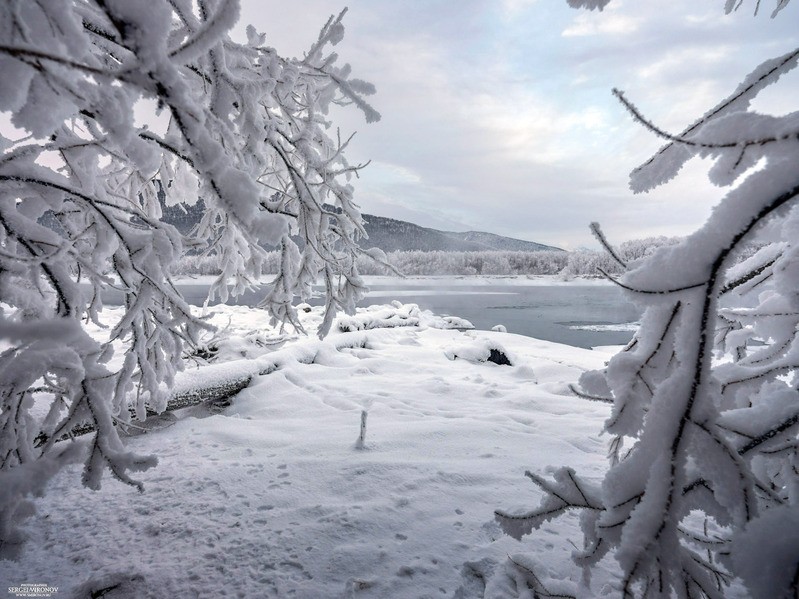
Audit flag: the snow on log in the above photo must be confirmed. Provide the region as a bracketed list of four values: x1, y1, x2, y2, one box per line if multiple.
[43, 304, 477, 444]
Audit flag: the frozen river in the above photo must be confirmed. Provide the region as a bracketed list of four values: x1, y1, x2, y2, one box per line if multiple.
[106, 276, 641, 349]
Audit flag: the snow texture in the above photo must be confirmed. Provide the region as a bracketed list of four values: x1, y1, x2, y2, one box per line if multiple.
[0, 302, 618, 597]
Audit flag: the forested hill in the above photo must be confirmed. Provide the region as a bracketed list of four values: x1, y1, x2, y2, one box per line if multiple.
[161, 201, 562, 253]
[361, 213, 562, 252]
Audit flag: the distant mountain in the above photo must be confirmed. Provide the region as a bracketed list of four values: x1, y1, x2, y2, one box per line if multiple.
[160, 200, 562, 253]
[359, 214, 561, 253]
[445, 230, 556, 252]
[160, 199, 206, 235]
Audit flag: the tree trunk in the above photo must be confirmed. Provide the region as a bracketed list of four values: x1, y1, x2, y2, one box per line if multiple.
[41, 370, 256, 444]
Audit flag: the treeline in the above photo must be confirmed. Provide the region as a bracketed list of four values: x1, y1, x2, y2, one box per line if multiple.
[357, 250, 568, 275]
[174, 236, 680, 278]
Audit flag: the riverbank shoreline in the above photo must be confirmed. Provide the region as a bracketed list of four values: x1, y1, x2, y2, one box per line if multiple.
[98, 275, 637, 349]
[170, 273, 616, 287]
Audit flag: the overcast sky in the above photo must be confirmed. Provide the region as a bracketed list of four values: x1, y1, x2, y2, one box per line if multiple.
[235, 0, 798, 249]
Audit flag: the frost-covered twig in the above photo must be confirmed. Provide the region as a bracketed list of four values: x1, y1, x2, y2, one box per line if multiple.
[614, 87, 799, 152]
[567, 383, 614, 404]
[589, 222, 627, 268]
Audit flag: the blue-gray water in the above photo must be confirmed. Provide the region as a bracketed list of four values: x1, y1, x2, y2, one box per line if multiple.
[106, 279, 641, 349]
[361, 282, 640, 349]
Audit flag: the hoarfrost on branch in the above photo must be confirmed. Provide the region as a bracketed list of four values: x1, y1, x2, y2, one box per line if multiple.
[496, 1, 799, 597]
[0, 0, 378, 549]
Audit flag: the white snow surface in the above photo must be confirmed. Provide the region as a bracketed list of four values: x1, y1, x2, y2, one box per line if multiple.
[1, 303, 621, 598]
[567, 322, 640, 332]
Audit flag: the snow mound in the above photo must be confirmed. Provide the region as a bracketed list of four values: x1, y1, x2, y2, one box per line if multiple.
[445, 338, 515, 366]
[337, 302, 474, 333]
[337, 302, 423, 332]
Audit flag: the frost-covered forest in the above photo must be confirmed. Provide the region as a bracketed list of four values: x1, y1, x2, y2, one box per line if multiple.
[1, 0, 797, 598]
[173, 236, 679, 277]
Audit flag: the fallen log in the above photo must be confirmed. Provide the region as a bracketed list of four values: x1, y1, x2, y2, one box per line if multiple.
[37, 366, 259, 446]
[166, 374, 253, 411]
[37, 327, 390, 445]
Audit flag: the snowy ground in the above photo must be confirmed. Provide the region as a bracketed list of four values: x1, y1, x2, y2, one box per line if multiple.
[2, 303, 623, 598]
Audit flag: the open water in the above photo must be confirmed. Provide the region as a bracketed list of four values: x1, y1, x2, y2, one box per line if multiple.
[360, 280, 641, 349]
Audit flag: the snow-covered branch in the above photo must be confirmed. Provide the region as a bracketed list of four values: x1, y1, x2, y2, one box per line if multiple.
[499, 2, 799, 597]
[0, 0, 377, 550]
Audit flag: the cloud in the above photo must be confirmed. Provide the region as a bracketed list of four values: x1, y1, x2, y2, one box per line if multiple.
[501, 0, 540, 17]
[235, 0, 799, 248]
[562, 3, 641, 37]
